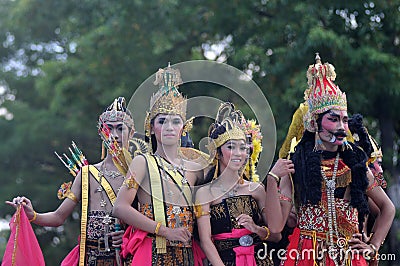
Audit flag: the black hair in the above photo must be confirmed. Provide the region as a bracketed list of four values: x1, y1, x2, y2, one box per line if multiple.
[199, 147, 223, 186]
[144, 117, 158, 153]
[181, 133, 194, 148]
[348, 113, 373, 156]
[292, 130, 369, 231]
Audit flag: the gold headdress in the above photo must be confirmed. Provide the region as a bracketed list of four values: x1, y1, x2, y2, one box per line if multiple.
[208, 102, 246, 150]
[208, 102, 246, 181]
[304, 54, 347, 132]
[98, 97, 135, 129]
[144, 64, 188, 137]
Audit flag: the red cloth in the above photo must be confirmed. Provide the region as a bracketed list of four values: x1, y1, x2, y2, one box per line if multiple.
[121, 226, 152, 265]
[283, 228, 368, 266]
[213, 228, 257, 266]
[61, 237, 80, 266]
[283, 227, 301, 266]
[1, 206, 45, 266]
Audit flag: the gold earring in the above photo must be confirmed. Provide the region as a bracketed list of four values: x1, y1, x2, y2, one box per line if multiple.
[148, 135, 153, 154]
[213, 160, 219, 180]
[313, 132, 324, 151]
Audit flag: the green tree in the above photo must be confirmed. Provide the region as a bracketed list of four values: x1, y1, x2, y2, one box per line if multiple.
[0, 0, 399, 264]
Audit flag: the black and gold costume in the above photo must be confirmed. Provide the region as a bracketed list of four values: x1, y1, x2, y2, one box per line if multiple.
[210, 195, 272, 266]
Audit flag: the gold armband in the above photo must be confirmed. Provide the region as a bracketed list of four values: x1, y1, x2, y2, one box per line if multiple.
[123, 175, 139, 190]
[194, 205, 210, 218]
[66, 191, 79, 203]
[261, 226, 270, 241]
[29, 211, 37, 223]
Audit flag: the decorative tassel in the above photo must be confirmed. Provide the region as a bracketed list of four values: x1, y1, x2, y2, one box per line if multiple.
[149, 136, 153, 154]
[248, 157, 253, 182]
[342, 139, 352, 151]
[238, 175, 244, 184]
[156, 235, 167, 254]
[101, 141, 106, 160]
[312, 231, 318, 266]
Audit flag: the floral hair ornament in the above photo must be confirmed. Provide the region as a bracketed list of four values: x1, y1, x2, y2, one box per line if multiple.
[144, 63, 191, 138]
[241, 119, 263, 182]
[304, 53, 347, 133]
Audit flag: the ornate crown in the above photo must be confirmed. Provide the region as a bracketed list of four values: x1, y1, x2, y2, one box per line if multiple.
[208, 102, 246, 150]
[98, 97, 135, 129]
[304, 54, 347, 132]
[144, 64, 187, 136]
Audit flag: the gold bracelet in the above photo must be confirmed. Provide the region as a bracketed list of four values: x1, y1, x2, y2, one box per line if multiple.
[268, 172, 281, 186]
[154, 222, 162, 235]
[261, 226, 270, 241]
[29, 211, 37, 223]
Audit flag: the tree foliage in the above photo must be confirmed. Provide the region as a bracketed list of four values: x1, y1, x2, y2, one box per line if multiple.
[0, 0, 399, 264]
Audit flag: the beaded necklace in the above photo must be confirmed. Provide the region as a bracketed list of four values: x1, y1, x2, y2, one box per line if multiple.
[321, 153, 340, 265]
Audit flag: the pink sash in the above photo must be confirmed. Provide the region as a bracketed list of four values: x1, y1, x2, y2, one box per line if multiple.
[213, 228, 257, 266]
[61, 237, 80, 266]
[192, 240, 206, 266]
[121, 226, 152, 265]
[121, 226, 205, 266]
[2, 206, 45, 266]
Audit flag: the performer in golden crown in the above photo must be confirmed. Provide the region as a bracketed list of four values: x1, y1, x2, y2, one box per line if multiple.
[265, 54, 395, 266]
[195, 102, 291, 266]
[112, 64, 205, 265]
[7, 97, 135, 265]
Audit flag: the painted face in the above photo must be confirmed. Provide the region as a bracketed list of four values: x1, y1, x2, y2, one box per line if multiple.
[152, 114, 184, 146]
[370, 157, 383, 177]
[104, 121, 132, 149]
[318, 109, 349, 146]
[219, 139, 248, 173]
